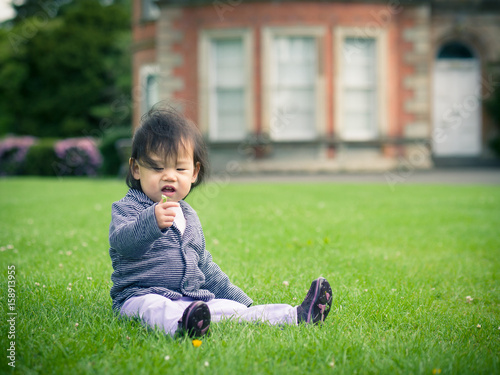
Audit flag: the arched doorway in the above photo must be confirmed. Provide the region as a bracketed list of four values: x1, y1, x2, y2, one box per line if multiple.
[432, 41, 481, 157]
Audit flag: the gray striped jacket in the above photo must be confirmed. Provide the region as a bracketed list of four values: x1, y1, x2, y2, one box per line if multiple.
[109, 189, 253, 311]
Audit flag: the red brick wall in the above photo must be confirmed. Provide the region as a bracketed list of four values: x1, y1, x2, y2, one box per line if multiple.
[133, 1, 420, 141]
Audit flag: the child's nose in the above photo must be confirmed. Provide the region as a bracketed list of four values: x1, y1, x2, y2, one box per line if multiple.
[162, 168, 177, 180]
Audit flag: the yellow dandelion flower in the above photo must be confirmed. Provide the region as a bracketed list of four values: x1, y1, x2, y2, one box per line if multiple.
[192, 339, 202, 348]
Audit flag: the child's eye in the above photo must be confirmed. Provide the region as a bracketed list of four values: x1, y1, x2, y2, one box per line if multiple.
[176, 168, 186, 172]
[152, 167, 164, 172]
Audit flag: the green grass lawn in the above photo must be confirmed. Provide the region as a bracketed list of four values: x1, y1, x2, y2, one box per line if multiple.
[1, 177, 499, 374]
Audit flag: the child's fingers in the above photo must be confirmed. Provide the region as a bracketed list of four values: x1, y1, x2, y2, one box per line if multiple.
[158, 201, 180, 209]
[160, 217, 175, 228]
[162, 209, 177, 219]
[157, 213, 175, 229]
[155, 203, 177, 229]
[159, 206, 178, 221]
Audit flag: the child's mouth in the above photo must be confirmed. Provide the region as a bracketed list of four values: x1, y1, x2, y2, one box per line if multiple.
[162, 185, 176, 195]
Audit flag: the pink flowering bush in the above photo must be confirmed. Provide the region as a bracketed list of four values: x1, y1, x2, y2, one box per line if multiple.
[53, 138, 102, 176]
[0, 136, 37, 176]
[0, 136, 103, 176]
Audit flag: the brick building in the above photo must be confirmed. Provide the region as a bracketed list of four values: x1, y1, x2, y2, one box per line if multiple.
[131, 0, 500, 173]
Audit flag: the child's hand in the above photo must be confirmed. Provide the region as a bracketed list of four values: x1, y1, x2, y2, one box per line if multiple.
[155, 200, 179, 229]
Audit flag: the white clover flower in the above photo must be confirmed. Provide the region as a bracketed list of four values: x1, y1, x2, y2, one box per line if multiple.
[282, 281, 289, 287]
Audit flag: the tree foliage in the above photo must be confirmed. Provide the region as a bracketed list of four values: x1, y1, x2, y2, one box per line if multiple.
[0, 0, 131, 137]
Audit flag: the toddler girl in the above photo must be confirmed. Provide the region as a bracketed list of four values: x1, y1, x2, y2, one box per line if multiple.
[109, 108, 333, 337]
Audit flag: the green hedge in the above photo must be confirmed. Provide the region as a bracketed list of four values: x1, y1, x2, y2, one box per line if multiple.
[24, 138, 60, 176]
[99, 127, 131, 176]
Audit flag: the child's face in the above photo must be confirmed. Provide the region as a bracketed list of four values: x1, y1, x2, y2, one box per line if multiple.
[130, 143, 200, 203]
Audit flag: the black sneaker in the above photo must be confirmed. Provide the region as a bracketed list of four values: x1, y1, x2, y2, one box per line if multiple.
[179, 301, 211, 337]
[296, 277, 333, 324]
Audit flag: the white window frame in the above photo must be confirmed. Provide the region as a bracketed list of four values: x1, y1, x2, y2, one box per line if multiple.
[262, 26, 326, 142]
[139, 64, 159, 116]
[199, 28, 254, 142]
[334, 26, 388, 141]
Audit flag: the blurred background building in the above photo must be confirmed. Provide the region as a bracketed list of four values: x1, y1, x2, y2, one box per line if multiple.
[131, 0, 500, 173]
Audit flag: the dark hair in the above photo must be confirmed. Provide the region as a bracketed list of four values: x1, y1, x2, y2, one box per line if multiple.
[126, 107, 209, 192]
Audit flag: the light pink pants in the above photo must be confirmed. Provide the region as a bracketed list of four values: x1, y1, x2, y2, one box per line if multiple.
[121, 294, 298, 337]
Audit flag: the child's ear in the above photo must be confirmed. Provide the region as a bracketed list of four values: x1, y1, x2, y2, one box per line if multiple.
[130, 158, 141, 180]
[192, 162, 201, 183]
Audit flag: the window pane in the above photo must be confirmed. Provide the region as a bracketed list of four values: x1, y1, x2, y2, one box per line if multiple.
[145, 74, 159, 111]
[140, 65, 159, 116]
[216, 89, 246, 140]
[272, 36, 317, 140]
[344, 64, 375, 87]
[344, 38, 375, 64]
[342, 37, 377, 139]
[343, 112, 372, 132]
[343, 38, 376, 87]
[214, 39, 244, 86]
[344, 89, 375, 113]
[275, 88, 314, 112]
[142, 0, 159, 20]
[211, 38, 246, 141]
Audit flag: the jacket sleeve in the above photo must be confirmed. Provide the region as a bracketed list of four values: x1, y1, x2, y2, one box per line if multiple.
[198, 248, 253, 307]
[109, 201, 163, 258]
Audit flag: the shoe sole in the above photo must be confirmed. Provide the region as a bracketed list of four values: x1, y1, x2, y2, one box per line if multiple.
[182, 301, 211, 337]
[307, 277, 333, 324]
